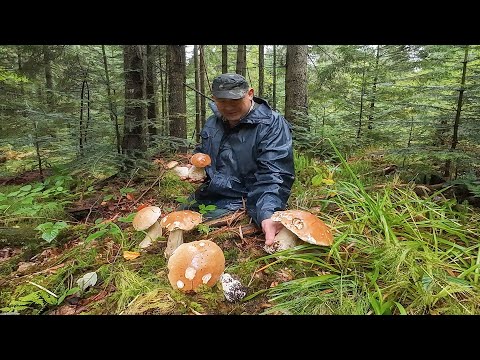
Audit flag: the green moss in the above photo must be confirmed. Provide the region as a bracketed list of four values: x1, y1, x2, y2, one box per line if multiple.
[157, 172, 196, 201]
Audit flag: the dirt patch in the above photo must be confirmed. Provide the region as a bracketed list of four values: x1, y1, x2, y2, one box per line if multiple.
[0, 169, 52, 186]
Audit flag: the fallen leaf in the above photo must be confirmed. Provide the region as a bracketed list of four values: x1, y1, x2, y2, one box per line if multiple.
[77, 271, 98, 291]
[123, 251, 141, 260]
[126, 193, 134, 201]
[446, 268, 458, 277]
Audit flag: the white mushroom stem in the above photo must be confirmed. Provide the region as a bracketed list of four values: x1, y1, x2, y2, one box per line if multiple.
[139, 221, 163, 249]
[188, 166, 206, 181]
[264, 227, 301, 254]
[172, 166, 190, 179]
[164, 229, 184, 258]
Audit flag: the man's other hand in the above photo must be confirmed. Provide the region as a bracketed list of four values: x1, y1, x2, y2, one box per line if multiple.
[261, 218, 284, 246]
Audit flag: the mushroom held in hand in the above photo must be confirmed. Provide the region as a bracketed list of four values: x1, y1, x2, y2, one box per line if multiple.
[188, 153, 211, 181]
[160, 210, 203, 258]
[264, 209, 334, 254]
[167, 240, 225, 292]
[132, 206, 162, 249]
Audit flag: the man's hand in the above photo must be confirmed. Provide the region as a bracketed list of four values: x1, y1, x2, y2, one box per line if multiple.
[261, 218, 284, 246]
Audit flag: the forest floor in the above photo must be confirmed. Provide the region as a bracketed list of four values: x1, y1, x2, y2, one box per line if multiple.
[0, 154, 298, 315]
[1, 150, 480, 315]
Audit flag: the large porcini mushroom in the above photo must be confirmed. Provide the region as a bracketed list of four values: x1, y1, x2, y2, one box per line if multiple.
[167, 240, 225, 292]
[188, 153, 211, 181]
[264, 209, 334, 254]
[160, 210, 203, 258]
[132, 206, 162, 249]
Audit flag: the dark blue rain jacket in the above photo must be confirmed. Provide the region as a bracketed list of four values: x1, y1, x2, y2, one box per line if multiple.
[192, 97, 295, 226]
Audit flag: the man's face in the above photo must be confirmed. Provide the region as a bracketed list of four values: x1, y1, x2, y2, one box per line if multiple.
[213, 88, 254, 122]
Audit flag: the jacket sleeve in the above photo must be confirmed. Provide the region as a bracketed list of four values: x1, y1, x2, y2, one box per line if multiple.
[247, 115, 295, 226]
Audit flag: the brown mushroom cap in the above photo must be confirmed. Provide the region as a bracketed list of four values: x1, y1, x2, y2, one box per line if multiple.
[132, 206, 162, 231]
[190, 153, 211, 168]
[160, 210, 202, 232]
[271, 209, 333, 246]
[167, 240, 225, 292]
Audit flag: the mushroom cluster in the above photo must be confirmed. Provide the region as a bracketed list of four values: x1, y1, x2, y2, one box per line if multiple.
[264, 209, 334, 254]
[132, 206, 162, 249]
[188, 153, 211, 180]
[167, 240, 225, 292]
[160, 210, 203, 258]
[167, 153, 211, 182]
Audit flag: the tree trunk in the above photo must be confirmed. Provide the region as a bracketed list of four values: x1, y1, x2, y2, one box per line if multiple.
[258, 45, 264, 98]
[42, 45, 54, 109]
[222, 45, 228, 73]
[199, 45, 206, 128]
[158, 46, 167, 136]
[146, 45, 157, 140]
[167, 45, 187, 151]
[194, 45, 201, 143]
[32, 118, 44, 181]
[285, 45, 308, 128]
[357, 51, 368, 139]
[101, 45, 121, 154]
[444, 45, 469, 179]
[79, 79, 90, 156]
[122, 45, 147, 164]
[367, 45, 380, 130]
[17, 46, 25, 96]
[236, 45, 246, 76]
[272, 45, 277, 110]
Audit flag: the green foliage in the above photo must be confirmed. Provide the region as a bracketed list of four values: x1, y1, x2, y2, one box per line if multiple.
[34, 221, 69, 242]
[85, 218, 124, 244]
[0, 286, 80, 314]
[0, 67, 28, 85]
[197, 223, 212, 235]
[450, 176, 480, 198]
[197, 203, 216, 215]
[0, 175, 73, 228]
[118, 212, 136, 223]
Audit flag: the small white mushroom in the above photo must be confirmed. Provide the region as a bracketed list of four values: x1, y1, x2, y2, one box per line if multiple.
[160, 210, 202, 259]
[132, 206, 162, 249]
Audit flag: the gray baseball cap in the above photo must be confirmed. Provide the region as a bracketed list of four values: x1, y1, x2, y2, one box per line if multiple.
[211, 73, 249, 99]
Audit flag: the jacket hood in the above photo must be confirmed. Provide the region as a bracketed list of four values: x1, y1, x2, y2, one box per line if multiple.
[208, 96, 274, 125]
